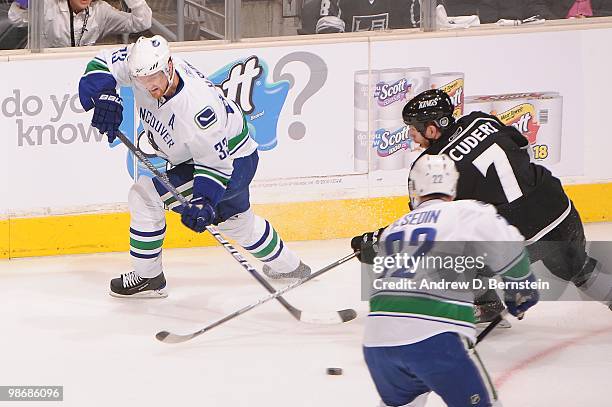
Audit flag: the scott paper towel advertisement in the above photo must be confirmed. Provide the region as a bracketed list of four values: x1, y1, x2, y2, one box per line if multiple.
[466, 93, 563, 165]
[0, 29, 595, 214]
[368, 33, 583, 181]
[357, 67, 568, 186]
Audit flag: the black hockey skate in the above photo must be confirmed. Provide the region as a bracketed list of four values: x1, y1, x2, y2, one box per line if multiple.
[110, 271, 167, 298]
[262, 261, 311, 281]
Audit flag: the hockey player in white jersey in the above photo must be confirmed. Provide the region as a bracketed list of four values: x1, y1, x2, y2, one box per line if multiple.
[78, 35, 310, 297]
[351, 155, 539, 407]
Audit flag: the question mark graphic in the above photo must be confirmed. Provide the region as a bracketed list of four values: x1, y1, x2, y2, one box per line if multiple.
[272, 52, 328, 140]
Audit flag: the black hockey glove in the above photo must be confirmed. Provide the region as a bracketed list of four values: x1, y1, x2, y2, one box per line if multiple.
[350, 227, 386, 264]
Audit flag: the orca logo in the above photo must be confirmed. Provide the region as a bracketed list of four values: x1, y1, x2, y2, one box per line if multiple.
[152, 39, 160, 47]
[195, 106, 217, 129]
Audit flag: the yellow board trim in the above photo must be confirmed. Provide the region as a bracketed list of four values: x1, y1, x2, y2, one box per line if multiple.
[1, 183, 611, 259]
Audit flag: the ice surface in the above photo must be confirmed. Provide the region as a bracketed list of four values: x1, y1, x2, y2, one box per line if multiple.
[1, 224, 611, 406]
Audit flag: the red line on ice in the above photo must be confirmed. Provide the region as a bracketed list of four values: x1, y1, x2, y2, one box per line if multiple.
[495, 324, 612, 388]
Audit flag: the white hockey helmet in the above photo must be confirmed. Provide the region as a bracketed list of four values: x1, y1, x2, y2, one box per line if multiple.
[128, 35, 173, 82]
[408, 154, 459, 209]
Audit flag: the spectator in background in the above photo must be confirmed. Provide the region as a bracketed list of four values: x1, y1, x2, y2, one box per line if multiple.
[8, 0, 151, 48]
[1, 0, 27, 49]
[478, 0, 537, 23]
[529, 0, 612, 19]
[441, 0, 479, 16]
[299, 0, 420, 34]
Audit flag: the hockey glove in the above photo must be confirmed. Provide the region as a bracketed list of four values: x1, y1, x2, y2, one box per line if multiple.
[350, 227, 386, 264]
[503, 273, 540, 318]
[92, 91, 123, 143]
[181, 197, 216, 233]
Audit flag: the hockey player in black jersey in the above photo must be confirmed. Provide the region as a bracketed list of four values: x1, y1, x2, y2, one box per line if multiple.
[299, 0, 420, 34]
[399, 89, 612, 320]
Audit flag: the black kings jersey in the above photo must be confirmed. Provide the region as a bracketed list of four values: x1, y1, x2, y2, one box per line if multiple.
[299, 0, 419, 34]
[422, 112, 571, 241]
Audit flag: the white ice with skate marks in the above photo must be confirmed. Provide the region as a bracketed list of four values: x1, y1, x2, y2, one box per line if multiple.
[1, 223, 612, 407]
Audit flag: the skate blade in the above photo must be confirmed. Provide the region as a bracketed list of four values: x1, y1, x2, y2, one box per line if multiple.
[109, 289, 168, 299]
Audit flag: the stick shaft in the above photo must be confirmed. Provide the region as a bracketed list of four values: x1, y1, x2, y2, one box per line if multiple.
[114, 131, 306, 320]
[159, 252, 357, 342]
[476, 309, 508, 344]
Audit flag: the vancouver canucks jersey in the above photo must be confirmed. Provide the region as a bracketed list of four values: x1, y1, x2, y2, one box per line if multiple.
[79, 46, 257, 208]
[363, 199, 529, 347]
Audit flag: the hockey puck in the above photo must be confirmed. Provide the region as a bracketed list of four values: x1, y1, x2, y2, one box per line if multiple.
[326, 367, 343, 375]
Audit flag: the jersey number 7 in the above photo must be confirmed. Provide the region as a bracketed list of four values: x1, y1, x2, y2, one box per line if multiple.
[472, 144, 523, 203]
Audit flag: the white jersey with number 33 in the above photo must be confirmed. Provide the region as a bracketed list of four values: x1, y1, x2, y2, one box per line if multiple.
[81, 45, 257, 187]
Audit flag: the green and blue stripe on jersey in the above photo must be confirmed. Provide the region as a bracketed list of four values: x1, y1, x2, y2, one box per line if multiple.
[228, 116, 250, 156]
[368, 249, 530, 329]
[79, 56, 117, 111]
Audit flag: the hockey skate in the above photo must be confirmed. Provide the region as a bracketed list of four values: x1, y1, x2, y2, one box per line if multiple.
[110, 271, 168, 298]
[475, 299, 511, 329]
[262, 261, 311, 282]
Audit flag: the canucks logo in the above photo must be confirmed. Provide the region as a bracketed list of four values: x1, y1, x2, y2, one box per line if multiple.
[116, 57, 291, 179]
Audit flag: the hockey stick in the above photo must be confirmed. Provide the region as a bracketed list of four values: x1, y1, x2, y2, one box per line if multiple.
[113, 130, 357, 324]
[476, 309, 509, 345]
[156, 252, 358, 344]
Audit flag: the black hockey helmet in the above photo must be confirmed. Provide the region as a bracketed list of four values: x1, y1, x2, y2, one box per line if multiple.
[402, 89, 455, 135]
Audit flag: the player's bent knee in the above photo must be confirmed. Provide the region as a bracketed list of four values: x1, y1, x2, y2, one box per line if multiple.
[217, 209, 256, 244]
[129, 177, 165, 222]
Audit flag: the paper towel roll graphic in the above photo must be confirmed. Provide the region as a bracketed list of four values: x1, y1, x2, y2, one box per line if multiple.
[374, 119, 412, 171]
[374, 69, 410, 120]
[464, 96, 494, 116]
[405, 67, 431, 97]
[354, 70, 372, 111]
[431, 72, 465, 118]
[354, 118, 370, 172]
[355, 70, 380, 171]
[529, 95, 563, 165]
[493, 98, 539, 144]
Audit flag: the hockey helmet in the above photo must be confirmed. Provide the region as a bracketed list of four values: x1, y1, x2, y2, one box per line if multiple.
[402, 89, 455, 135]
[128, 35, 174, 86]
[408, 154, 459, 209]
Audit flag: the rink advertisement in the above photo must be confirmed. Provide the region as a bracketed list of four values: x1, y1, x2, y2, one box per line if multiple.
[368, 31, 584, 181]
[2, 26, 612, 258]
[0, 43, 367, 213]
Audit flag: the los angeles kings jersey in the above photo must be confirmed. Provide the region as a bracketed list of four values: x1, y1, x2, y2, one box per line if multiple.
[422, 112, 571, 241]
